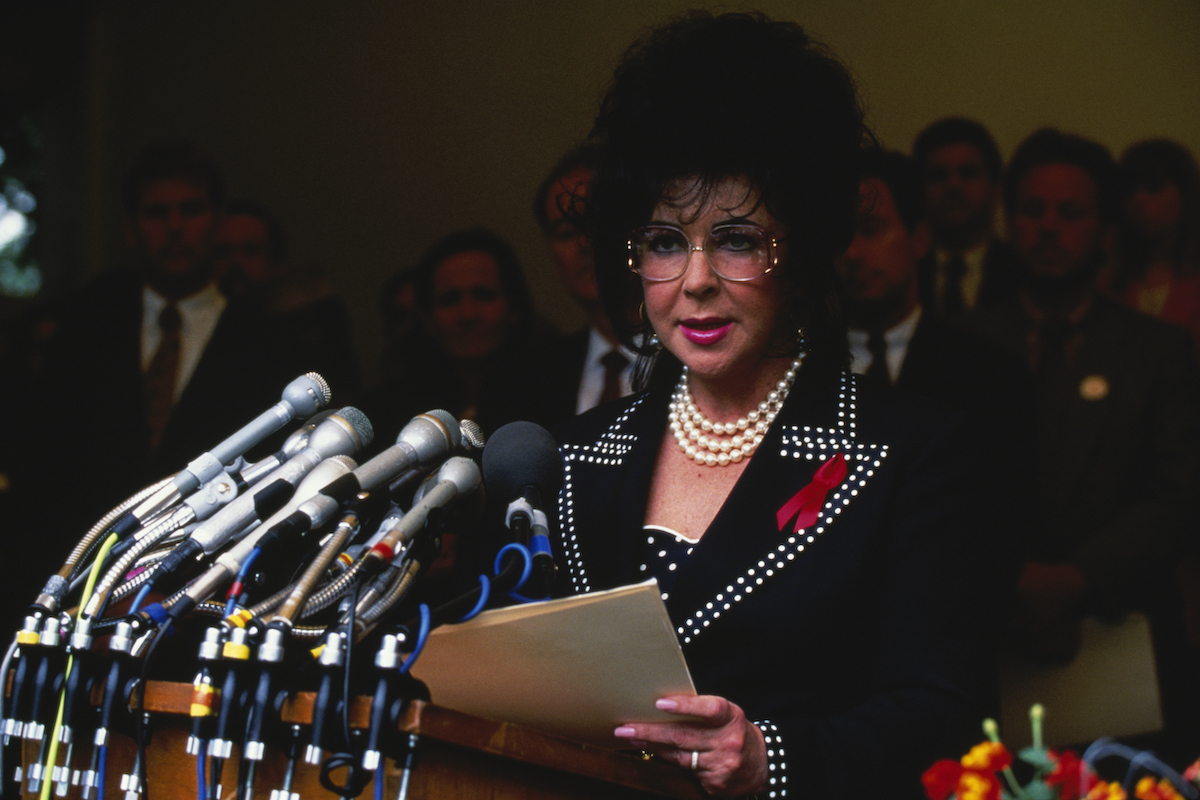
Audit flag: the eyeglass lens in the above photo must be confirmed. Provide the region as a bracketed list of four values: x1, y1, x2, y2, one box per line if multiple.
[631, 225, 772, 281]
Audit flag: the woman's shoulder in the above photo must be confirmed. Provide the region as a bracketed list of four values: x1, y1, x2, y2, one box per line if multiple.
[552, 389, 663, 448]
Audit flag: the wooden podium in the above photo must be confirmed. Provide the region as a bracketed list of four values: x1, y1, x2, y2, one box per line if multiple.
[19, 680, 707, 800]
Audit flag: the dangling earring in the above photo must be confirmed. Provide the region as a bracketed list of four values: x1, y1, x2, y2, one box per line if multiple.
[638, 302, 647, 324]
[648, 333, 661, 349]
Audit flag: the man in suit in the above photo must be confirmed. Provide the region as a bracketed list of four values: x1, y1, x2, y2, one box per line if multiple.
[912, 117, 1021, 316]
[837, 148, 1031, 672]
[12, 142, 304, 608]
[971, 128, 1200, 759]
[837, 147, 1029, 417]
[534, 143, 635, 424]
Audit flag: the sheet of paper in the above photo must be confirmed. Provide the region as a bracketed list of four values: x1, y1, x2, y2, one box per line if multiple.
[998, 612, 1163, 748]
[411, 579, 696, 747]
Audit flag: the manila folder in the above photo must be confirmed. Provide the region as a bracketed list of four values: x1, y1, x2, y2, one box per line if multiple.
[411, 579, 695, 747]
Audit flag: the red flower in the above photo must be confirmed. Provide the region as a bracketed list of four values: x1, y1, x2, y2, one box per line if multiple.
[923, 760, 963, 799]
[1046, 749, 1097, 800]
[922, 743, 1009, 800]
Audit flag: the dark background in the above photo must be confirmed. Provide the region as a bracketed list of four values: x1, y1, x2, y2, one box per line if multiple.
[3, 0, 1198, 387]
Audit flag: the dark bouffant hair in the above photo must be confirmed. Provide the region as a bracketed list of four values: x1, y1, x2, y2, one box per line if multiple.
[411, 227, 534, 319]
[1004, 128, 1119, 226]
[912, 117, 1004, 184]
[582, 11, 867, 380]
[121, 140, 224, 214]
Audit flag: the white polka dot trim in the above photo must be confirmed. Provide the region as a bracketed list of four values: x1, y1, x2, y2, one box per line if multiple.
[558, 395, 647, 593]
[677, 374, 889, 643]
[756, 721, 787, 798]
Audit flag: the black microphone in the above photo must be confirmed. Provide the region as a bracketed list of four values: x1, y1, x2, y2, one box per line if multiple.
[481, 421, 564, 596]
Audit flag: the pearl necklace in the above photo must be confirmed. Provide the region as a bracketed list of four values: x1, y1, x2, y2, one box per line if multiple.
[668, 357, 803, 466]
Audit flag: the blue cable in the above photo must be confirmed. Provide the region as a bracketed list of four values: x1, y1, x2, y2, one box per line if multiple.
[130, 582, 153, 614]
[96, 745, 107, 800]
[398, 604, 431, 674]
[493, 542, 547, 602]
[458, 575, 491, 622]
[374, 765, 383, 800]
[196, 740, 207, 800]
[493, 543, 532, 589]
[224, 547, 261, 616]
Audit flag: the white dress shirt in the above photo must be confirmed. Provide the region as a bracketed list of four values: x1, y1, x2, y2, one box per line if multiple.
[141, 282, 227, 402]
[576, 326, 637, 414]
[847, 306, 922, 384]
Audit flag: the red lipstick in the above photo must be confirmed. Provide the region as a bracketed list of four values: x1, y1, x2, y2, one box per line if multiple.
[680, 320, 732, 345]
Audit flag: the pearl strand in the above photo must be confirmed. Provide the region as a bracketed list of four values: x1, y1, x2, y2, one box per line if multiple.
[668, 357, 803, 466]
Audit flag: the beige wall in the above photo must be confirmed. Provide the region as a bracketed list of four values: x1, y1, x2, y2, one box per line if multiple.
[82, 1, 1200, 386]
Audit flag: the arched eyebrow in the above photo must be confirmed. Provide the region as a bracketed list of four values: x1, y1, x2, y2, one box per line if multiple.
[644, 214, 761, 228]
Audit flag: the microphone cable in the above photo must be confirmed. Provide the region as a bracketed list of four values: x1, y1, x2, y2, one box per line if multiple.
[34, 531, 119, 800]
[317, 583, 373, 800]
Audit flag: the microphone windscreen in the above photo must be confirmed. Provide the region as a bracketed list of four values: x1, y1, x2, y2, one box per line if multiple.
[481, 421, 563, 500]
[336, 406, 375, 448]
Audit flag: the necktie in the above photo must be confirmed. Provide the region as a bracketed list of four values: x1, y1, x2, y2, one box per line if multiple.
[599, 349, 629, 405]
[145, 304, 182, 450]
[864, 331, 891, 390]
[943, 254, 967, 315]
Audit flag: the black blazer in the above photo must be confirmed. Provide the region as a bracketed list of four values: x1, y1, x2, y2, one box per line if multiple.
[553, 363, 989, 799]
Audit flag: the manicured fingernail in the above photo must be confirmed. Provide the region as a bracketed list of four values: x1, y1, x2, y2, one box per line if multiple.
[614, 726, 637, 738]
[655, 698, 679, 711]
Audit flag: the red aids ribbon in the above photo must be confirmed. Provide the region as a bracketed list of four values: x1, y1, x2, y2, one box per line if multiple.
[776, 452, 847, 532]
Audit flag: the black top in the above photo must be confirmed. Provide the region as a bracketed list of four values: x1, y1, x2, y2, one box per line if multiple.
[553, 361, 991, 799]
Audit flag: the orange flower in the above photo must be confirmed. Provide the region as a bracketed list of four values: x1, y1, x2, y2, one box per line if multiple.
[956, 770, 1002, 800]
[961, 742, 1012, 773]
[921, 743, 1010, 800]
[1134, 776, 1185, 800]
[1086, 781, 1127, 800]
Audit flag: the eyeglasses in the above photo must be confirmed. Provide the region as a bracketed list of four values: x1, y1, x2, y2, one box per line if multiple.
[627, 223, 779, 282]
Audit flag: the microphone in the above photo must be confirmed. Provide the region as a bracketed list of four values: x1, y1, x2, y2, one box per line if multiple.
[78, 408, 370, 623]
[366, 456, 483, 565]
[263, 410, 461, 546]
[121, 373, 333, 531]
[481, 421, 564, 594]
[118, 409, 372, 610]
[161, 455, 359, 620]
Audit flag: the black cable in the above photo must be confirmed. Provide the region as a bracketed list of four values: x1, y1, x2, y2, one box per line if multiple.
[342, 583, 357, 750]
[133, 622, 172, 800]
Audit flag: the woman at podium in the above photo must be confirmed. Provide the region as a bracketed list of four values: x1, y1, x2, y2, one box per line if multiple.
[552, 11, 991, 798]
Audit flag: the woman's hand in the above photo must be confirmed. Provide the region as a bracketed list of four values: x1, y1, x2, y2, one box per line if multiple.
[614, 694, 769, 797]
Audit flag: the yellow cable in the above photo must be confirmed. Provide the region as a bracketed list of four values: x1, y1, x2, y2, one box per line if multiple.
[39, 532, 119, 800]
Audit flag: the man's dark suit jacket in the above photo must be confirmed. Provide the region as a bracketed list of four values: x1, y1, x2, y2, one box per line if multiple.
[889, 312, 1035, 585]
[543, 326, 591, 429]
[918, 238, 1021, 316]
[967, 294, 1200, 754]
[7, 269, 307, 625]
[553, 361, 989, 799]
